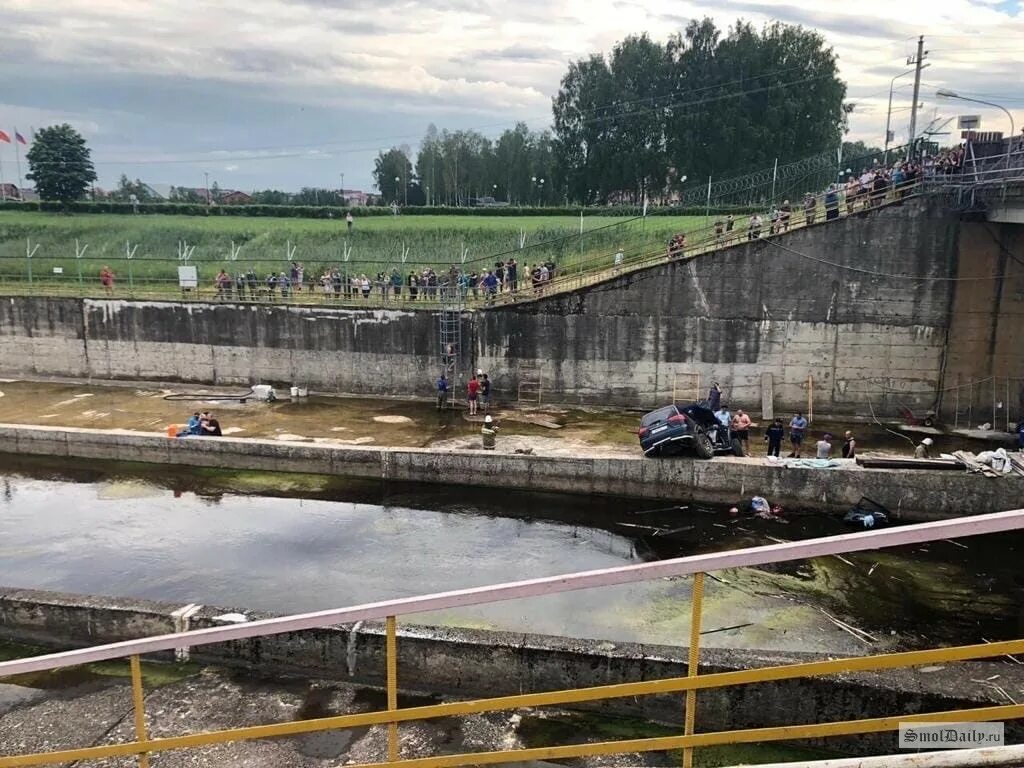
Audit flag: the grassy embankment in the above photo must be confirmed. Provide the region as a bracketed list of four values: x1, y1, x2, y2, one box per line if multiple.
[0, 210, 705, 294]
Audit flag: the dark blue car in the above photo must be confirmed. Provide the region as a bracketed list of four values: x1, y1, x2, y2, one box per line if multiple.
[638, 403, 743, 459]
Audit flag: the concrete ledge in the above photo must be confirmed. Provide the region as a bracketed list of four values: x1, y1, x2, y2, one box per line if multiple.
[1, 587, 1022, 755]
[0, 424, 1022, 519]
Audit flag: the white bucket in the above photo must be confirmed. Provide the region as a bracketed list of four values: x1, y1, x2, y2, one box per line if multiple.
[290, 386, 299, 398]
[297, 387, 308, 398]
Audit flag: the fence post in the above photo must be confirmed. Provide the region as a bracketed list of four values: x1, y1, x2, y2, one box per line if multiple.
[125, 241, 138, 296]
[682, 572, 705, 768]
[75, 239, 88, 293]
[386, 615, 399, 761]
[26, 238, 39, 288]
[129, 654, 150, 768]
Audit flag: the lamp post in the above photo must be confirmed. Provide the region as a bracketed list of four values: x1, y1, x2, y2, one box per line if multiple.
[937, 89, 1015, 168]
[204, 171, 210, 205]
[539, 178, 545, 206]
[394, 176, 400, 207]
[885, 65, 927, 164]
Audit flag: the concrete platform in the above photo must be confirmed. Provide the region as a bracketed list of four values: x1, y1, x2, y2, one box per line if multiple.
[0, 423, 1022, 521]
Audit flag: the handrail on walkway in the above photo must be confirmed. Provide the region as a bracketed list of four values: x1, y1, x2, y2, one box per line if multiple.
[1, 509, 1023, 767]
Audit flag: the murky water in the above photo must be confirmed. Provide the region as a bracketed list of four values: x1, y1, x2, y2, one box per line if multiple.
[0, 456, 1020, 654]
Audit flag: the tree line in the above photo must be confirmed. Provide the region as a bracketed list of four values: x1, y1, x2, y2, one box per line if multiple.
[26, 18, 847, 207]
[374, 18, 847, 206]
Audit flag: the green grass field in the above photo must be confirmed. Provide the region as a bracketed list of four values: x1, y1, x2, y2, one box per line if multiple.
[0, 210, 705, 291]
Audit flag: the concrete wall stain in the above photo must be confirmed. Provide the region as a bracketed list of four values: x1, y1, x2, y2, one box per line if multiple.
[0, 199, 1021, 414]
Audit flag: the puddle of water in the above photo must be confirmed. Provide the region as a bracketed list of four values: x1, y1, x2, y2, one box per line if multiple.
[0, 640, 199, 690]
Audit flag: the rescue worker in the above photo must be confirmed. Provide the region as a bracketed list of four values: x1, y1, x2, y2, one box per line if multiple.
[914, 437, 934, 459]
[481, 414, 498, 450]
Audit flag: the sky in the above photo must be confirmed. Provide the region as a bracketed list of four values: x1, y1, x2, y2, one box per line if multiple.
[0, 0, 1022, 194]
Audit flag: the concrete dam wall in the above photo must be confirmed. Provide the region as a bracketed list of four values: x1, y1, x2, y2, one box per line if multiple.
[1, 197, 1020, 415]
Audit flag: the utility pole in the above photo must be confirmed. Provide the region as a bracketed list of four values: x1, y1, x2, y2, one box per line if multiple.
[907, 35, 927, 155]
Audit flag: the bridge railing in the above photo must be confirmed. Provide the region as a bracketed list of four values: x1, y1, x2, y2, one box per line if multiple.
[1, 509, 1023, 768]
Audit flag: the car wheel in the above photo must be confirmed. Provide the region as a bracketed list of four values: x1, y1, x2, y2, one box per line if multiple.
[694, 430, 714, 459]
[731, 438, 744, 457]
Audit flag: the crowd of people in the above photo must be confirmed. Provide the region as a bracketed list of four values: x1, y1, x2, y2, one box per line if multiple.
[204, 257, 559, 304]
[663, 146, 969, 259]
[706, 381, 857, 459]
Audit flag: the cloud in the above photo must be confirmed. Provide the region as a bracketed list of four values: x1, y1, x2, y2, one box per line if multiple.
[1, 0, 1022, 190]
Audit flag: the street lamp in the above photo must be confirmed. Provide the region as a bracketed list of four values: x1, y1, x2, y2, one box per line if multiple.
[884, 65, 928, 163]
[937, 89, 1015, 167]
[394, 175, 400, 206]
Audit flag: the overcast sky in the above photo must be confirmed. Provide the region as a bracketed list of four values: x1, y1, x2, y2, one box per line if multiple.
[0, 0, 1021, 193]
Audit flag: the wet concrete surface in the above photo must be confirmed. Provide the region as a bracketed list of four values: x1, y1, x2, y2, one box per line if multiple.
[0, 660, 838, 767]
[0, 378, 1012, 458]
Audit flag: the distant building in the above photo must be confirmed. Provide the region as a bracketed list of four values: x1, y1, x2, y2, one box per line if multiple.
[342, 189, 376, 206]
[0, 184, 38, 202]
[218, 190, 254, 205]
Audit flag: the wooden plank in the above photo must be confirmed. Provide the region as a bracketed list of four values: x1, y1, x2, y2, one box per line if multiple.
[761, 372, 774, 421]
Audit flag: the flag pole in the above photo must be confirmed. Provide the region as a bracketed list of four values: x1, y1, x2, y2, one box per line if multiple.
[0, 142, 6, 201]
[14, 128, 23, 190]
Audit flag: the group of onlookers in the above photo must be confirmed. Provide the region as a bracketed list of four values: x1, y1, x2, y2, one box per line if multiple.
[205, 256, 559, 305]
[663, 146, 970, 259]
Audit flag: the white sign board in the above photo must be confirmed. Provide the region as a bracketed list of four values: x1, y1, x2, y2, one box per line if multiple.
[52, 267, 63, 274]
[178, 265, 198, 288]
[958, 115, 981, 130]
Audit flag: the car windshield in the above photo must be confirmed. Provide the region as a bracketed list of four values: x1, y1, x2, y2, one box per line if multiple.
[641, 406, 677, 426]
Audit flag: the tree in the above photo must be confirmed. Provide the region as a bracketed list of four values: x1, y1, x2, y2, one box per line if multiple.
[373, 147, 414, 204]
[112, 175, 155, 202]
[26, 124, 97, 204]
[551, 19, 846, 203]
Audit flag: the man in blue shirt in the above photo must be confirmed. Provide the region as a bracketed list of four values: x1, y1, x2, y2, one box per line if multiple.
[789, 413, 809, 457]
[436, 374, 449, 410]
[176, 412, 202, 438]
[714, 404, 731, 428]
[482, 271, 499, 304]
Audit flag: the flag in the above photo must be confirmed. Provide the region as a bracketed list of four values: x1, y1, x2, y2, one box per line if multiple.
[14, 131, 26, 145]
[0, 130, 9, 144]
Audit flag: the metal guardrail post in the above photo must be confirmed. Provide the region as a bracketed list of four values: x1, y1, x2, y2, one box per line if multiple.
[129, 655, 151, 768]
[386, 615, 399, 761]
[682, 572, 704, 768]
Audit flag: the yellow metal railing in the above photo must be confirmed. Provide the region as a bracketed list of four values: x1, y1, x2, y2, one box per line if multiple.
[1, 510, 1023, 767]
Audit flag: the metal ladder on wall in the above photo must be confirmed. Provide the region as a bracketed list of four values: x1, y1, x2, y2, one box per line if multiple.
[517, 363, 543, 404]
[439, 282, 463, 392]
[672, 371, 700, 405]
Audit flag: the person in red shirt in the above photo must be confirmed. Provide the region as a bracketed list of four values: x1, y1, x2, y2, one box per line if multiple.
[467, 375, 481, 415]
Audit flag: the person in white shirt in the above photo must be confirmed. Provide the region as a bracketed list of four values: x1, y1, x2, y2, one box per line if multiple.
[815, 433, 833, 459]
